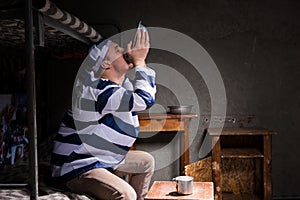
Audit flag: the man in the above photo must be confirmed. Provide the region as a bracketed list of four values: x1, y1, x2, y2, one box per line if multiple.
[51, 29, 156, 200]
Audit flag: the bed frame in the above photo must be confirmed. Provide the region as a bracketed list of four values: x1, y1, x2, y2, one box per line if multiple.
[0, 1, 120, 199]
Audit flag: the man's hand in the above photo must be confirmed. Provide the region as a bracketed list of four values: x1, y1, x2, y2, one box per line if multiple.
[127, 30, 150, 67]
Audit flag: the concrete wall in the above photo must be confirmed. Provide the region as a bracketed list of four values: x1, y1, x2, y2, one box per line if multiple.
[49, 0, 300, 197]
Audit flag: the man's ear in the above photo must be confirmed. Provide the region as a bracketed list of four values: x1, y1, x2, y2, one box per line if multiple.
[101, 60, 111, 69]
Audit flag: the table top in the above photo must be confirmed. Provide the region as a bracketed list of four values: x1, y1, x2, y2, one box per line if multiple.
[145, 181, 214, 200]
[138, 113, 198, 120]
[207, 127, 277, 136]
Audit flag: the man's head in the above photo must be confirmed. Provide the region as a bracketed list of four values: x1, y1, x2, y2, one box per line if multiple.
[88, 39, 111, 77]
[89, 29, 149, 83]
[89, 39, 133, 80]
[101, 41, 134, 75]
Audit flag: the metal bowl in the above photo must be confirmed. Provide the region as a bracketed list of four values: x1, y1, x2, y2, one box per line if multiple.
[168, 105, 193, 114]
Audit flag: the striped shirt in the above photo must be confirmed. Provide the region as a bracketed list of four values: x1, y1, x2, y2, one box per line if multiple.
[51, 65, 156, 183]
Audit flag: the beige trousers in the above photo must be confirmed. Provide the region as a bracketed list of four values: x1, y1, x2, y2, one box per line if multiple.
[66, 150, 155, 200]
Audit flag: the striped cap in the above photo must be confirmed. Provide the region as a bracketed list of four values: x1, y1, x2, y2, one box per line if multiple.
[88, 40, 111, 74]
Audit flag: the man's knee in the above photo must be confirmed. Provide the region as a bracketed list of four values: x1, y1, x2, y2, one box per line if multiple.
[140, 151, 155, 173]
[119, 184, 137, 200]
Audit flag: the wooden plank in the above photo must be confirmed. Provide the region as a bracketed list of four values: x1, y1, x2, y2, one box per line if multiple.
[138, 113, 198, 120]
[221, 148, 264, 158]
[211, 136, 222, 200]
[180, 118, 190, 175]
[139, 118, 184, 132]
[222, 193, 262, 200]
[263, 135, 272, 200]
[208, 128, 277, 136]
[145, 181, 214, 200]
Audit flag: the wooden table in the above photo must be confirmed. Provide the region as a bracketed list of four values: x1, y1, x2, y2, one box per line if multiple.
[208, 128, 277, 200]
[138, 113, 197, 175]
[145, 181, 214, 200]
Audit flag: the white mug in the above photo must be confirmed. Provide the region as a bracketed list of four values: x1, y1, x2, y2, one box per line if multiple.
[172, 176, 193, 195]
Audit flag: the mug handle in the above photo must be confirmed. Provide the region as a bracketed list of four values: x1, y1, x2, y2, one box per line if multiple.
[172, 178, 178, 191]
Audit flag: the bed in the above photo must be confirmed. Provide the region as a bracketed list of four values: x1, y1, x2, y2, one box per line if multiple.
[0, 0, 118, 199]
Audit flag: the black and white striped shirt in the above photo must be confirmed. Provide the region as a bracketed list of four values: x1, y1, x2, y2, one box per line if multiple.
[51, 65, 156, 183]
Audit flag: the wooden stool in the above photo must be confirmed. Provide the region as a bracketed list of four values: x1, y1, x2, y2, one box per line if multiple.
[145, 181, 214, 200]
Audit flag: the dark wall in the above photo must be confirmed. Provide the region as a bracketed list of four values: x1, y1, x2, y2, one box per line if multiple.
[48, 0, 300, 197]
[46, 58, 83, 133]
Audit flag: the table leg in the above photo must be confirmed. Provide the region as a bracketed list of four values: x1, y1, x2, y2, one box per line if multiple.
[180, 119, 190, 175]
[212, 136, 222, 200]
[264, 135, 272, 200]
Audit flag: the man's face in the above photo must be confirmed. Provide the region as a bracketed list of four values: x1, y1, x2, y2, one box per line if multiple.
[105, 42, 133, 73]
